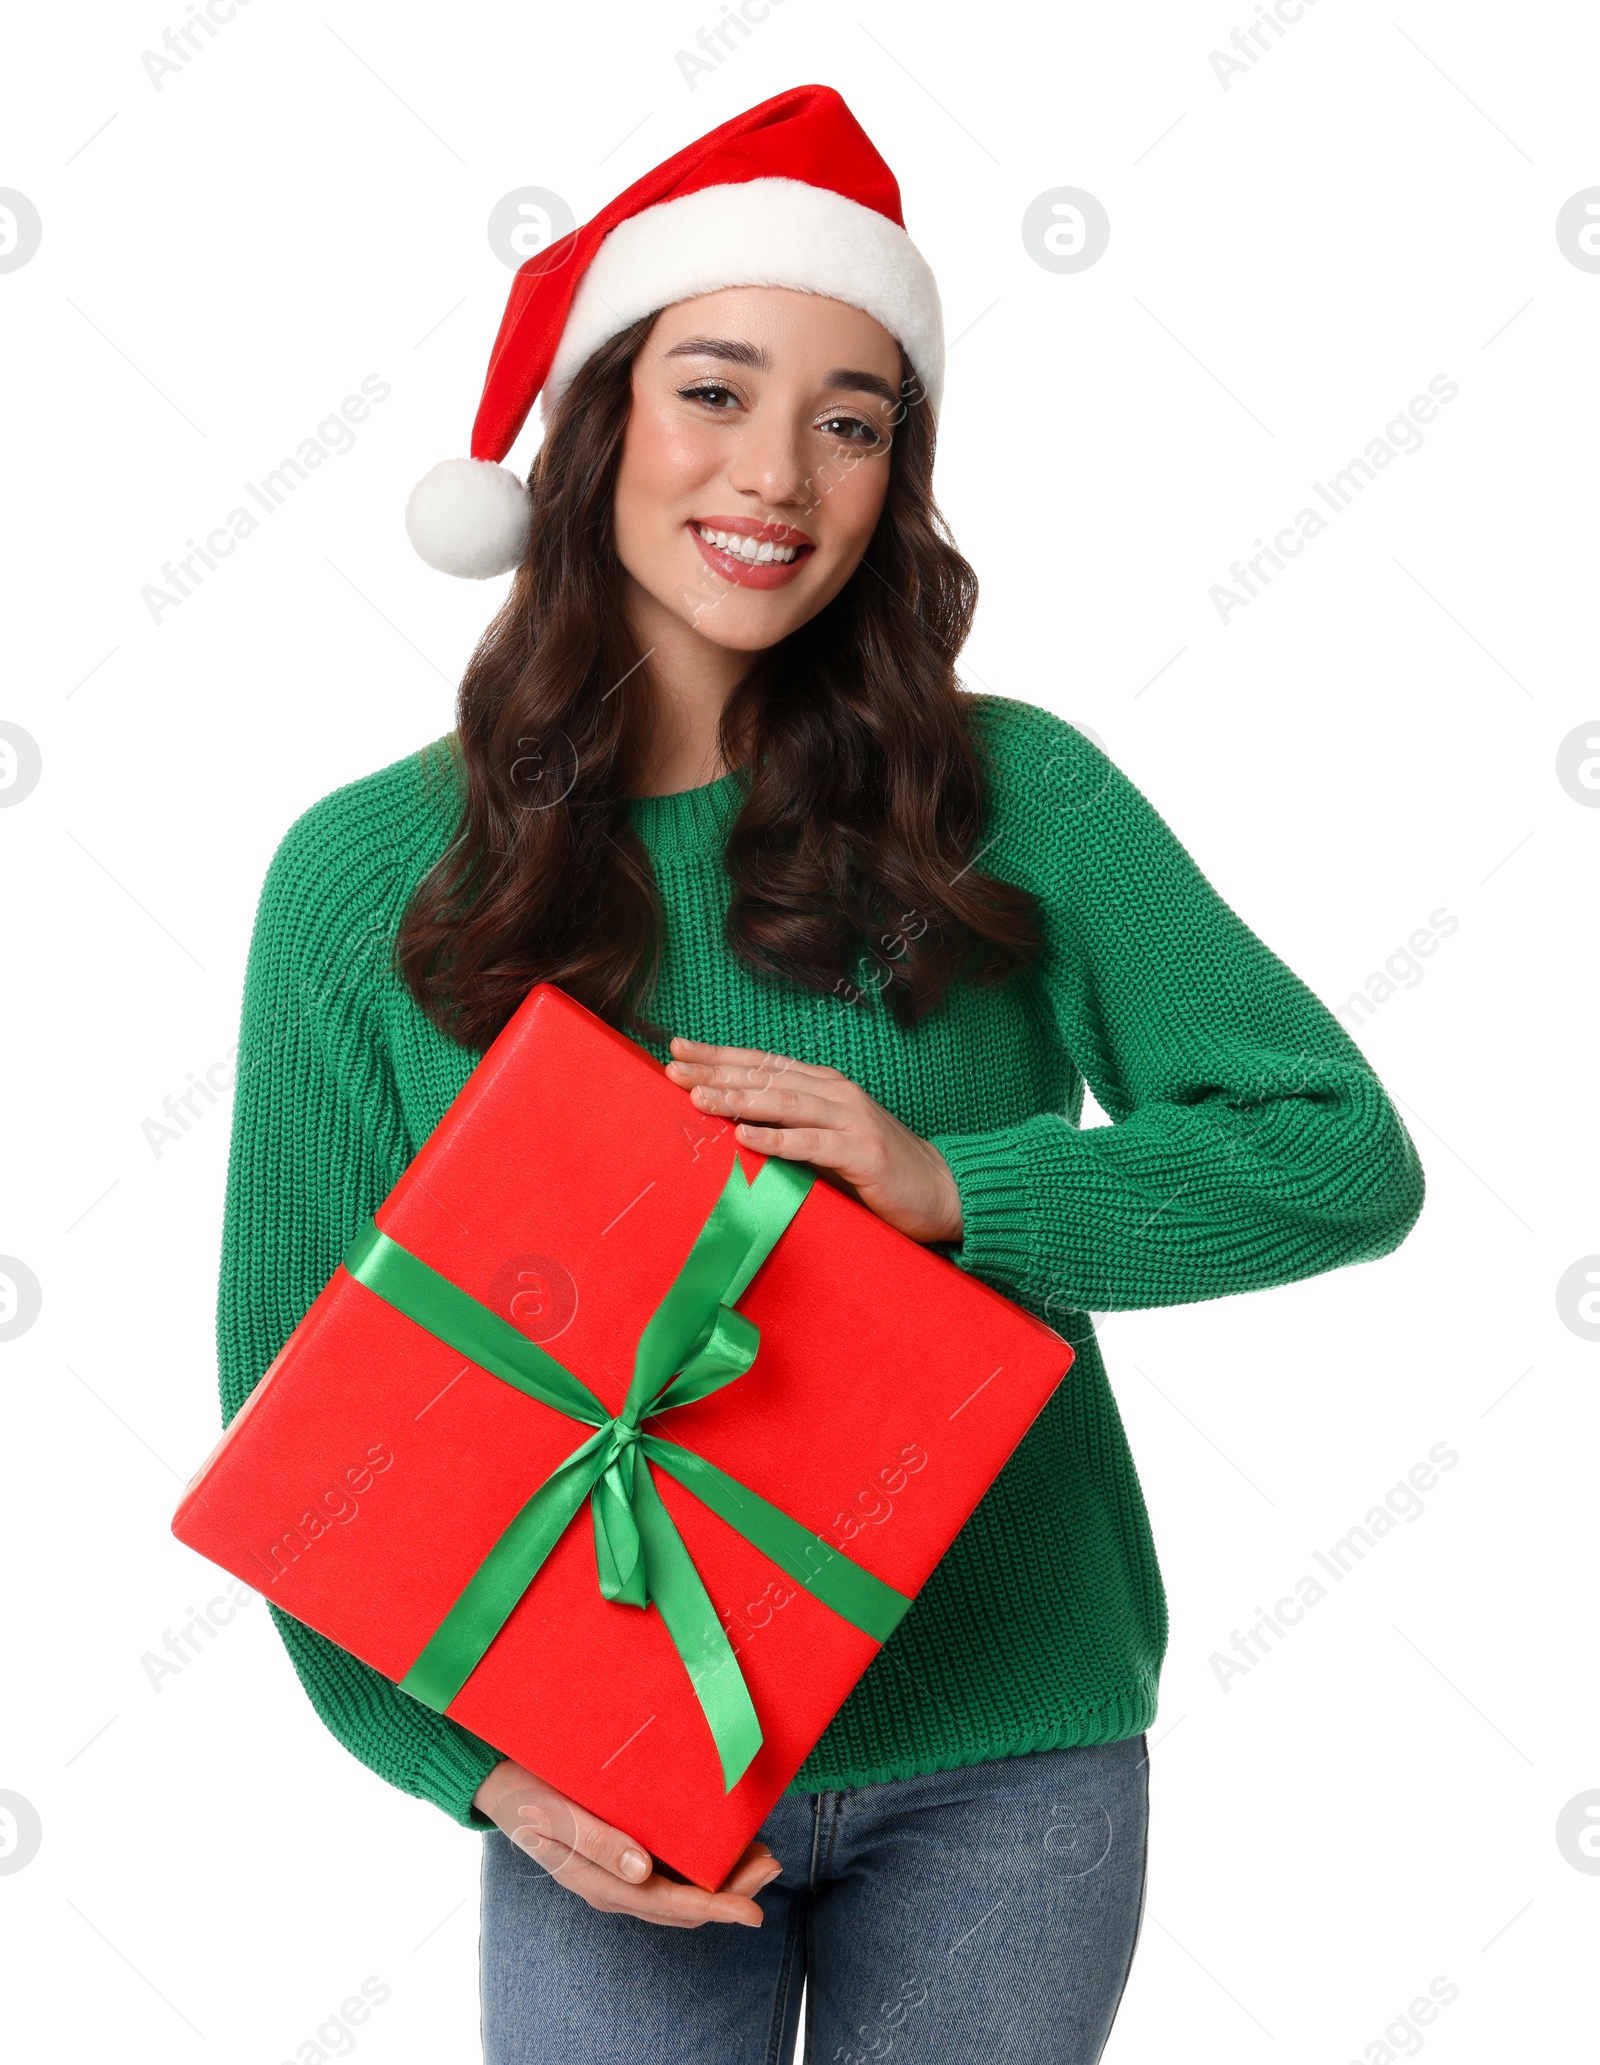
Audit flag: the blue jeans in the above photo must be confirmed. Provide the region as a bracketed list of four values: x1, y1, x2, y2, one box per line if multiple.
[479, 1736, 1149, 2062]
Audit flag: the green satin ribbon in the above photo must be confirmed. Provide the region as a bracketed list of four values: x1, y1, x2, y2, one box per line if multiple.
[340, 1154, 911, 1791]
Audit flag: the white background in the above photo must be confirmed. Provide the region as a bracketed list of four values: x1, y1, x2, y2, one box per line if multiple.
[2, 1, 1596, 2058]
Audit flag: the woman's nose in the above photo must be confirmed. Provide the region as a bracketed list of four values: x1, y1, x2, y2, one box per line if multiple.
[724, 410, 810, 512]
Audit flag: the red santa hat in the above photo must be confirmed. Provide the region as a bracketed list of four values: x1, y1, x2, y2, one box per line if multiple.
[405, 84, 945, 577]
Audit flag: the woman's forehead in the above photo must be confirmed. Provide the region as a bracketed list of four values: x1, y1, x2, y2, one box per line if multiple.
[647, 286, 902, 368]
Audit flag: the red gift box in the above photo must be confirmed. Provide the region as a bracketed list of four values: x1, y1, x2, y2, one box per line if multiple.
[173, 982, 1073, 1890]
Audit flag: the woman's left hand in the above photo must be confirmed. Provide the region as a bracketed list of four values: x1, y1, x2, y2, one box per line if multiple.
[665, 1037, 964, 1246]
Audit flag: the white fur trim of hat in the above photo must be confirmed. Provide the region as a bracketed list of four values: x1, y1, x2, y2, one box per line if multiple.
[542, 177, 944, 421]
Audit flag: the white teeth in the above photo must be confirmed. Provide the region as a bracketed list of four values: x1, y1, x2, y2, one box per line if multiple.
[696, 523, 799, 565]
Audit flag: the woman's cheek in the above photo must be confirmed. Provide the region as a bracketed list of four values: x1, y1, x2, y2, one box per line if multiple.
[812, 461, 890, 580]
[615, 423, 712, 590]
[625, 390, 726, 499]
[652, 413, 724, 491]
[831, 456, 892, 553]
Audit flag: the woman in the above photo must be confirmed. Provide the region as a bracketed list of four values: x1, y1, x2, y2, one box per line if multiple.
[217, 86, 1425, 2063]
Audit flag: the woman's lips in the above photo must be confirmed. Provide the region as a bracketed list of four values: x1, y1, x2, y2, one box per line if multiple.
[687, 518, 816, 590]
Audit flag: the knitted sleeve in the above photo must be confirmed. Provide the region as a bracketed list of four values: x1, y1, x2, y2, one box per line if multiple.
[928, 698, 1426, 1316]
[215, 786, 502, 1830]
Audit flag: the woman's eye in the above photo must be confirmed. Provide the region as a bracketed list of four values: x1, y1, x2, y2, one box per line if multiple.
[678, 382, 742, 410]
[818, 414, 884, 447]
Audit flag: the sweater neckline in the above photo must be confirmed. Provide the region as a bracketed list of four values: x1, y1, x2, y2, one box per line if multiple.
[625, 763, 750, 857]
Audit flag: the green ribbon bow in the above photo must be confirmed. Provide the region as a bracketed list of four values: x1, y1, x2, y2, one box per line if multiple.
[340, 1154, 912, 1791]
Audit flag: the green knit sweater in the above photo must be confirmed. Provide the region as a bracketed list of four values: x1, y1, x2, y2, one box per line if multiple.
[216, 691, 1424, 1830]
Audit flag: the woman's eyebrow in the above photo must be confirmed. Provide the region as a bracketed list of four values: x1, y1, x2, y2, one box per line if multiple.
[663, 337, 768, 367]
[662, 338, 899, 407]
[825, 369, 899, 406]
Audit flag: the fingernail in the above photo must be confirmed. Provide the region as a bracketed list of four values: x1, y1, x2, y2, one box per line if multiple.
[738, 1911, 763, 1927]
[620, 1848, 650, 1882]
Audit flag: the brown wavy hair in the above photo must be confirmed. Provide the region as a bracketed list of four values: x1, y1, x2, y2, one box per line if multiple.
[397, 310, 1043, 1053]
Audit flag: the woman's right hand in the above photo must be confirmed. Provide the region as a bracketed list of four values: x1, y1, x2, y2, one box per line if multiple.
[473, 1758, 782, 1927]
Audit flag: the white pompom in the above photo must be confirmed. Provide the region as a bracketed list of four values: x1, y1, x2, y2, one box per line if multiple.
[404, 458, 530, 578]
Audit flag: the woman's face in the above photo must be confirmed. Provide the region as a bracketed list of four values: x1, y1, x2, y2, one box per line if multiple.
[611, 286, 906, 655]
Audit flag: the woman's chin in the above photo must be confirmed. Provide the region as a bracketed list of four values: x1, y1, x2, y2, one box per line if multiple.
[673, 591, 818, 654]
[695, 623, 801, 656]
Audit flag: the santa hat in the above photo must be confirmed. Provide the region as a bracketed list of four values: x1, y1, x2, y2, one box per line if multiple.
[405, 84, 945, 578]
